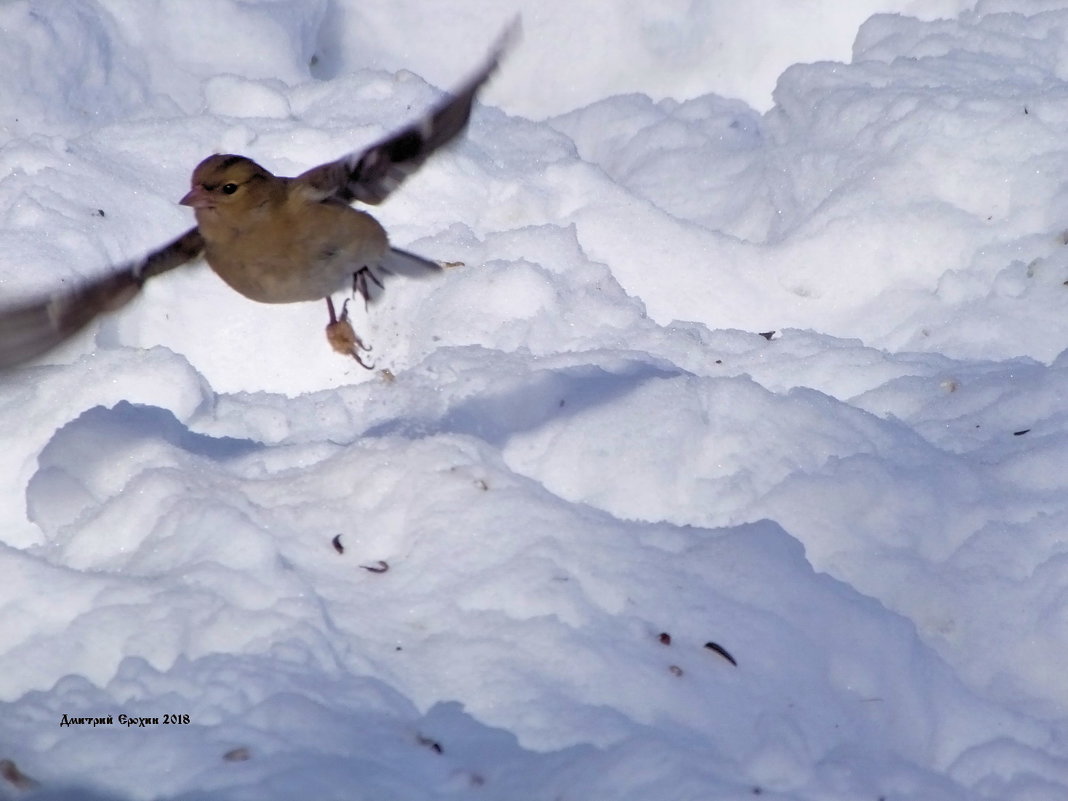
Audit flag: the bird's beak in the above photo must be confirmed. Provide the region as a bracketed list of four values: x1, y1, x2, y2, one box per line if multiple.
[179, 187, 213, 208]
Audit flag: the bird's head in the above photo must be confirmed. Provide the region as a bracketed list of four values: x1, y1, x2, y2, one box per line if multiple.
[179, 154, 273, 213]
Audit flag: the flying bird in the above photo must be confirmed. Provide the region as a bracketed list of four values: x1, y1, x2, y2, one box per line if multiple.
[0, 22, 517, 371]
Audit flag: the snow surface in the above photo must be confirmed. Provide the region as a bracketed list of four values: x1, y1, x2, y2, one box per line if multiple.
[3, 0, 1068, 799]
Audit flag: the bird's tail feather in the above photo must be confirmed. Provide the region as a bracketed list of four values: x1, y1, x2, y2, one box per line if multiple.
[354, 248, 442, 305]
[380, 248, 441, 279]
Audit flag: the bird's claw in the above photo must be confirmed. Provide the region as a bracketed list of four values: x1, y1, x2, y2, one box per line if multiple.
[325, 297, 374, 369]
[352, 266, 384, 309]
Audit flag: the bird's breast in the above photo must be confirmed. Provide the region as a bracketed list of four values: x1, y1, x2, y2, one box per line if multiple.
[200, 205, 390, 304]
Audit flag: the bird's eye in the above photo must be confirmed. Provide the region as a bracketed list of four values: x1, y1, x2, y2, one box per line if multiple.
[221, 183, 239, 195]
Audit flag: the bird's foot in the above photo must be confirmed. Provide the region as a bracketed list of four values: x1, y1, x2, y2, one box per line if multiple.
[325, 297, 374, 369]
[352, 266, 384, 309]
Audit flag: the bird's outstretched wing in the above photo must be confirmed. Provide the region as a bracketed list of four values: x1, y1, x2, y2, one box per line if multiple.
[295, 19, 519, 206]
[0, 227, 204, 370]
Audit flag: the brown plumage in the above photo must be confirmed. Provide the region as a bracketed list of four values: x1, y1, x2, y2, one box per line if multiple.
[0, 21, 517, 371]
